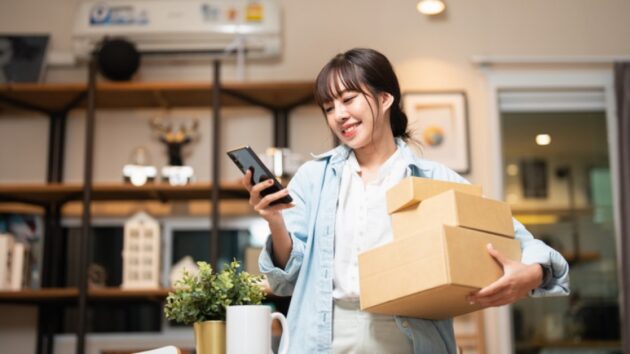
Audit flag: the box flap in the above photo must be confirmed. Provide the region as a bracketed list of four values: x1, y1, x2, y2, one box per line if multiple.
[386, 177, 482, 214]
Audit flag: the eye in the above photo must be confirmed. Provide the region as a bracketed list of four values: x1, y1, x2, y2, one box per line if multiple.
[343, 95, 356, 104]
[323, 105, 333, 113]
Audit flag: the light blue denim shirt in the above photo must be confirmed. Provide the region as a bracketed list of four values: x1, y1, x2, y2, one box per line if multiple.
[259, 138, 570, 354]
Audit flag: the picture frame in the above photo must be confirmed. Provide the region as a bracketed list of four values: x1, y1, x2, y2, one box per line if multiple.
[402, 91, 470, 174]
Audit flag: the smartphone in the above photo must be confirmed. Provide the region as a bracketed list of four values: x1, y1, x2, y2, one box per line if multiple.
[227, 146, 293, 205]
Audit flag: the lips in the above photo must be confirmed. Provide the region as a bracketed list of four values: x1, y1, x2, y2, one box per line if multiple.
[341, 122, 360, 138]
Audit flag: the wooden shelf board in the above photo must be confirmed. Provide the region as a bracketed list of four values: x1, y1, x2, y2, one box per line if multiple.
[0, 81, 314, 112]
[0, 286, 283, 304]
[0, 182, 249, 205]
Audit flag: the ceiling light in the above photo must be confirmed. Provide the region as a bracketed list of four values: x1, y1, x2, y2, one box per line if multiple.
[535, 134, 551, 146]
[417, 0, 446, 15]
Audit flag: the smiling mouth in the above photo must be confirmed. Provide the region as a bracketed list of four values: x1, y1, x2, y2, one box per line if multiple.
[342, 122, 360, 137]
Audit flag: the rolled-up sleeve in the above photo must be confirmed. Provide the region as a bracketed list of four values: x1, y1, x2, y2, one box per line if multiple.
[513, 218, 570, 297]
[258, 163, 313, 297]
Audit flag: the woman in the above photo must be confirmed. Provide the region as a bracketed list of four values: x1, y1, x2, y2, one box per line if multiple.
[244, 48, 569, 354]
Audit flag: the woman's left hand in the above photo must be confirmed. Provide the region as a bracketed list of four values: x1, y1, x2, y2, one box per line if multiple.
[466, 243, 543, 307]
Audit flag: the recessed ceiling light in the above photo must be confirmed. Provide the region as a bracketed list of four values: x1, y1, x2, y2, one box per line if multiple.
[536, 134, 551, 146]
[417, 0, 446, 15]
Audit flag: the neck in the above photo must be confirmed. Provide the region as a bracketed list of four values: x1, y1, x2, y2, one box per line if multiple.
[353, 134, 397, 170]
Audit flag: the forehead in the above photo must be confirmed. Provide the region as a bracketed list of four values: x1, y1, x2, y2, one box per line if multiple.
[324, 71, 363, 100]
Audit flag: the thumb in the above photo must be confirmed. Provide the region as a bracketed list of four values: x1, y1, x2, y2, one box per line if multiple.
[486, 243, 511, 266]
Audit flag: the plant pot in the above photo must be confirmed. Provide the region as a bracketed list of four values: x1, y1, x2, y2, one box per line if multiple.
[194, 320, 226, 354]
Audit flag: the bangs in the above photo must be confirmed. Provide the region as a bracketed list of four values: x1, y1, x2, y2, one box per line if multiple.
[314, 60, 368, 107]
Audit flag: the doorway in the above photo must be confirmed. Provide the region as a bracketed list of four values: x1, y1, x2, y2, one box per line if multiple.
[499, 100, 621, 353]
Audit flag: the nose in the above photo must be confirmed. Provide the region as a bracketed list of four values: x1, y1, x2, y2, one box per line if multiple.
[333, 101, 349, 121]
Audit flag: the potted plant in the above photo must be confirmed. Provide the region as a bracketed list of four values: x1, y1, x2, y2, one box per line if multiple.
[164, 260, 266, 354]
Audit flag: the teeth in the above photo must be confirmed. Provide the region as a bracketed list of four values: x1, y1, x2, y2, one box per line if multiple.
[343, 123, 358, 134]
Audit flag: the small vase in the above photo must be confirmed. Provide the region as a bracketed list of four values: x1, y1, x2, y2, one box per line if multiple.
[194, 320, 226, 354]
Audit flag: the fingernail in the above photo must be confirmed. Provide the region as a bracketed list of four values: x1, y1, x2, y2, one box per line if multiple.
[268, 179, 273, 184]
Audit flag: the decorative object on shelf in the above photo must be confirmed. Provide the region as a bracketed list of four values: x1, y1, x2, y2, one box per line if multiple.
[0, 233, 28, 290]
[0, 234, 12, 289]
[150, 116, 199, 186]
[161, 165, 195, 186]
[87, 263, 107, 288]
[227, 304, 290, 354]
[0, 34, 49, 83]
[169, 255, 199, 287]
[402, 91, 470, 174]
[1, 214, 43, 289]
[123, 146, 158, 186]
[260, 147, 304, 179]
[122, 211, 161, 289]
[164, 260, 266, 354]
[520, 158, 548, 198]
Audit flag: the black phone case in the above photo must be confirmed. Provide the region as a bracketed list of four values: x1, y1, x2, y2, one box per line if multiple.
[227, 146, 293, 205]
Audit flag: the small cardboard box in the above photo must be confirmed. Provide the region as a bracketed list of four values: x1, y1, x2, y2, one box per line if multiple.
[359, 225, 521, 320]
[391, 190, 515, 239]
[386, 177, 482, 214]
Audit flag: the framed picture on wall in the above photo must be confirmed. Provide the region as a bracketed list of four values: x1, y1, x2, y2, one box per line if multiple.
[0, 34, 50, 83]
[402, 91, 470, 174]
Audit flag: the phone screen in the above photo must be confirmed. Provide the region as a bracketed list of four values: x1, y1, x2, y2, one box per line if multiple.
[227, 146, 293, 205]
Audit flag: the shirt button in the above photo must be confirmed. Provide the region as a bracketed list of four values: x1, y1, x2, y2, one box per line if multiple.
[401, 321, 409, 328]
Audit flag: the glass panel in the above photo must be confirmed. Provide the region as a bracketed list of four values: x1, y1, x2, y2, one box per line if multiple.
[501, 110, 622, 354]
[170, 228, 252, 269]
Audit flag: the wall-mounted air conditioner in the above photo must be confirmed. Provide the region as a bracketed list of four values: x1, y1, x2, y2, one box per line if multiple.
[72, 0, 282, 59]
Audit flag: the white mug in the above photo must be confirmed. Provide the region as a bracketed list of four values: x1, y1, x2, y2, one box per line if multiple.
[226, 305, 290, 354]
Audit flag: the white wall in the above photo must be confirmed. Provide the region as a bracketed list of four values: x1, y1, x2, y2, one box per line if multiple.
[1, 0, 630, 353]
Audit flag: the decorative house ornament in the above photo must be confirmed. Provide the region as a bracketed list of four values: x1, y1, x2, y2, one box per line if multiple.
[122, 212, 161, 289]
[169, 255, 199, 287]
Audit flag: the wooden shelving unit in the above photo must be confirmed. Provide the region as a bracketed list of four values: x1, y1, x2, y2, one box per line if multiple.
[0, 69, 314, 354]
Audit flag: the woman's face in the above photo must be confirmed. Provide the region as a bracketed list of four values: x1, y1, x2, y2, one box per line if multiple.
[322, 81, 392, 151]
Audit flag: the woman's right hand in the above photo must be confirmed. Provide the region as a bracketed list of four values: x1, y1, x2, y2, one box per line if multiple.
[242, 170, 294, 224]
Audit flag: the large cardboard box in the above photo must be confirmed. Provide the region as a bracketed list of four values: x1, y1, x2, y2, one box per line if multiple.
[359, 225, 521, 320]
[386, 177, 482, 214]
[391, 190, 515, 240]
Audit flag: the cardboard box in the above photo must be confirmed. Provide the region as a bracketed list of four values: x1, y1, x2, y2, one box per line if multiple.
[386, 177, 482, 214]
[359, 225, 521, 320]
[391, 190, 515, 239]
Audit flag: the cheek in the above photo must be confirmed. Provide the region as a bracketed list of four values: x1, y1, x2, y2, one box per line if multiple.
[325, 114, 335, 128]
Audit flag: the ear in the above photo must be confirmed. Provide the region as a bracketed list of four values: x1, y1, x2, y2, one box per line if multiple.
[380, 92, 394, 112]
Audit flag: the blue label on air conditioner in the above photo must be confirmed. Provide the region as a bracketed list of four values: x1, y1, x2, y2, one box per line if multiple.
[89, 3, 148, 26]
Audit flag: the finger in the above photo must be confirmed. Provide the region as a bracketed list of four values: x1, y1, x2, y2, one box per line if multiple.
[262, 203, 295, 214]
[472, 292, 510, 307]
[251, 178, 276, 196]
[487, 243, 511, 267]
[471, 277, 507, 299]
[242, 170, 253, 190]
[255, 189, 290, 211]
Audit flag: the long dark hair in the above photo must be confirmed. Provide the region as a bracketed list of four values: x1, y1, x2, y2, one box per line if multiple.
[314, 48, 410, 141]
